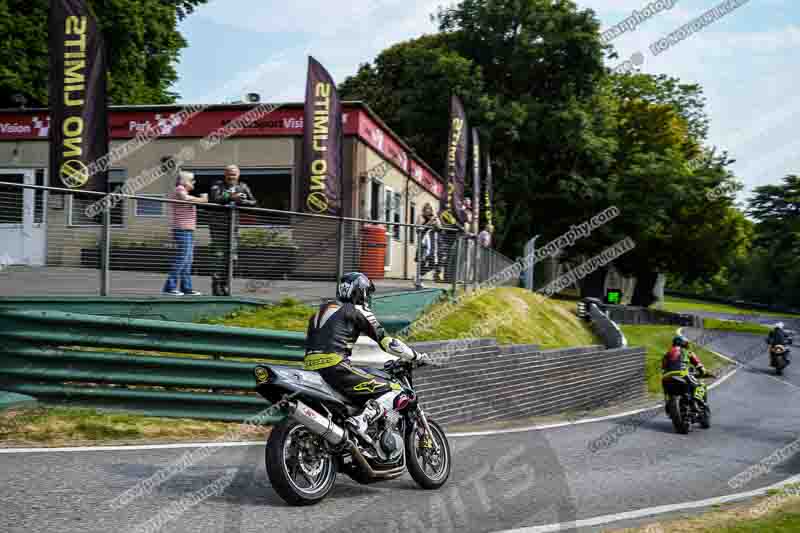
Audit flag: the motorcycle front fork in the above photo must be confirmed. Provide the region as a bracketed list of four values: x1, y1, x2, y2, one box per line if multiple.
[414, 407, 440, 452]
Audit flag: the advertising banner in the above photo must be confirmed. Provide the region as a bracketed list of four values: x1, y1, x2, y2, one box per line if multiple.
[301, 56, 343, 216]
[471, 127, 480, 232]
[484, 150, 494, 230]
[440, 95, 467, 226]
[49, 0, 109, 191]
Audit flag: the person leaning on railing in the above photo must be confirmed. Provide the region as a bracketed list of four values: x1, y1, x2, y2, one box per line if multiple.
[163, 171, 208, 296]
[208, 164, 258, 296]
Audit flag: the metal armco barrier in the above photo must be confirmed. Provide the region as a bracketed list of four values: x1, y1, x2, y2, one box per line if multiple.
[578, 298, 703, 330]
[0, 308, 304, 421]
[588, 303, 628, 349]
[0, 310, 647, 424]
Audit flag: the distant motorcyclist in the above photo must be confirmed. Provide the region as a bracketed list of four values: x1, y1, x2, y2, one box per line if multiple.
[767, 322, 792, 364]
[662, 335, 711, 412]
[303, 272, 431, 437]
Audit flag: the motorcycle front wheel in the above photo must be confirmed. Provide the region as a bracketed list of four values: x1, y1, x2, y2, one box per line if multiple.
[406, 418, 451, 490]
[265, 420, 338, 506]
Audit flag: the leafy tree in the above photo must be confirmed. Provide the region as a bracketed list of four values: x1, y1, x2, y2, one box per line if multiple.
[340, 0, 748, 306]
[340, 34, 487, 170]
[0, 0, 208, 106]
[740, 175, 800, 306]
[599, 73, 744, 305]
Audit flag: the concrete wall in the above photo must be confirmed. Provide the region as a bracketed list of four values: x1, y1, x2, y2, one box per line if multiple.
[408, 339, 647, 428]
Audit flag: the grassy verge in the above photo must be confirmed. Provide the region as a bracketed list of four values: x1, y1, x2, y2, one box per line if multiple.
[0, 406, 269, 447]
[197, 297, 313, 331]
[620, 325, 731, 395]
[611, 484, 800, 532]
[660, 296, 800, 319]
[404, 287, 601, 349]
[703, 318, 773, 336]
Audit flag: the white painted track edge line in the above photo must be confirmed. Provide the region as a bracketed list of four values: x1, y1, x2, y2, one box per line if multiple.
[0, 440, 265, 454]
[491, 475, 800, 533]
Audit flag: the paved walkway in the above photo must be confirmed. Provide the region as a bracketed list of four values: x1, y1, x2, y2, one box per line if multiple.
[0, 266, 452, 304]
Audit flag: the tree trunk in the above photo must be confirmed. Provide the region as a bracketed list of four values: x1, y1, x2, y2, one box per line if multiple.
[631, 271, 659, 307]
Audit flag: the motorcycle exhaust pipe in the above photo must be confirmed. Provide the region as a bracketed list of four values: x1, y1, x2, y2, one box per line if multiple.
[285, 400, 347, 446]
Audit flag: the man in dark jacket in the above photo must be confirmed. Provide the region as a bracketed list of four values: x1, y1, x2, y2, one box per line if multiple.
[208, 165, 257, 296]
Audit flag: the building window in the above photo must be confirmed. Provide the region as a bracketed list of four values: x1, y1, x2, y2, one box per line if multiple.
[392, 192, 402, 240]
[68, 169, 126, 227]
[185, 167, 292, 226]
[136, 195, 165, 217]
[408, 202, 416, 244]
[370, 179, 383, 221]
[384, 189, 393, 226]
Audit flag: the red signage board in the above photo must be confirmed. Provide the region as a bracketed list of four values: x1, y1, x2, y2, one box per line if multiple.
[0, 106, 443, 197]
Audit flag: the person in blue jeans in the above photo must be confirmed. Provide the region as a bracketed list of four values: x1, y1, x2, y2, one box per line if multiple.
[163, 171, 208, 295]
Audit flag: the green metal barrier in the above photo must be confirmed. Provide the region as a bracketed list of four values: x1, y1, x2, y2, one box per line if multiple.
[0, 309, 304, 421]
[0, 289, 446, 420]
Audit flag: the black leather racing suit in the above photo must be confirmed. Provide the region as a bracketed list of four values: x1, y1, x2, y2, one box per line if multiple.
[304, 300, 393, 404]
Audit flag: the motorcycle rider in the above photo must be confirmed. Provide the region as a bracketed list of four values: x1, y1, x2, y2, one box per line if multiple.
[767, 322, 792, 365]
[662, 335, 710, 412]
[303, 272, 432, 438]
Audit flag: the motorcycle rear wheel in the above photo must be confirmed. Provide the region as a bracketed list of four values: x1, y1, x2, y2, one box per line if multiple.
[265, 420, 338, 506]
[699, 405, 711, 429]
[775, 355, 786, 375]
[406, 419, 451, 490]
[668, 397, 689, 435]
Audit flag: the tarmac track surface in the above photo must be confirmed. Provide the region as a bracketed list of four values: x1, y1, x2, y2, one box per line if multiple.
[3, 329, 800, 533]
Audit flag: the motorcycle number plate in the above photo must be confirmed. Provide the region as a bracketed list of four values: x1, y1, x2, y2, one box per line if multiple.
[694, 386, 706, 400]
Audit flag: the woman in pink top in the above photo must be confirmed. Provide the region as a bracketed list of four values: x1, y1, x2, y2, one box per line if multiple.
[163, 171, 208, 295]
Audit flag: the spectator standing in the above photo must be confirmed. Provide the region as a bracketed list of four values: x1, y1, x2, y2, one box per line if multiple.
[163, 171, 208, 295]
[208, 165, 258, 296]
[416, 202, 442, 286]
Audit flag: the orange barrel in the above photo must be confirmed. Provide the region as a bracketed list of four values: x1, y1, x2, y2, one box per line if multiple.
[360, 224, 387, 280]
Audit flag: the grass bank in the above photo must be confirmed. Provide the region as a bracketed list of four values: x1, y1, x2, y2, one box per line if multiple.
[404, 287, 601, 349]
[0, 406, 268, 447]
[620, 325, 731, 395]
[204, 290, 601, 350]
[703, 318, 773, 335]
[660, 296, 800, 319]
[198, 297, 313, 331]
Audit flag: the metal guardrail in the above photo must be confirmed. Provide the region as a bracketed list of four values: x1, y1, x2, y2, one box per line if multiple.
[0, 181, 512, 299]
[588, 303, 627, 349]
[578, 298, 703, 328]
[0, 308, 305, 421]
